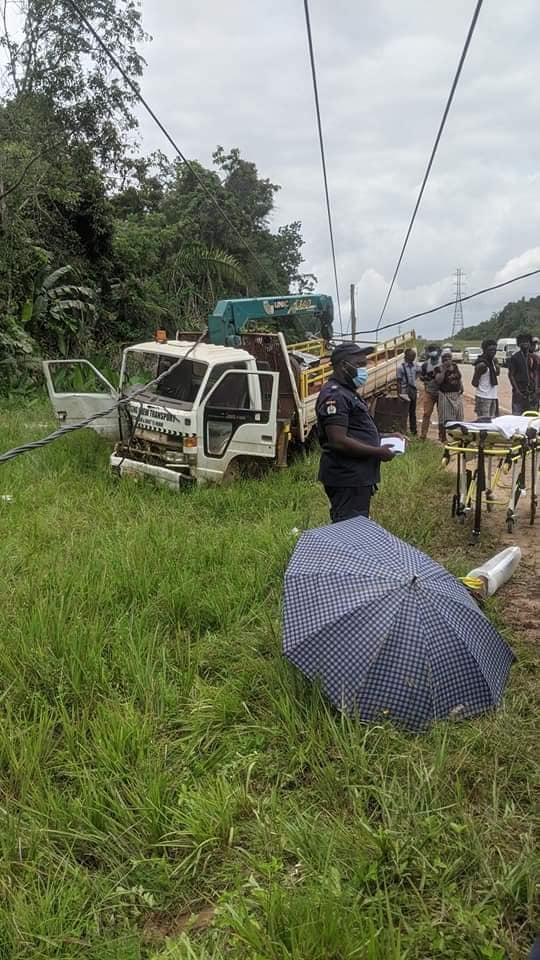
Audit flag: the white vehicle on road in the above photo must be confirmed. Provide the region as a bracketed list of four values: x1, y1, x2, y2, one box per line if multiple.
[462, 346, 481, 364]
[496, 338, 518, 367]
[442, 343, 463, 363]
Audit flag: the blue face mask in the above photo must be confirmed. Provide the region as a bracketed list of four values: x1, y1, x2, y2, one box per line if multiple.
[353, 367, 369, 386]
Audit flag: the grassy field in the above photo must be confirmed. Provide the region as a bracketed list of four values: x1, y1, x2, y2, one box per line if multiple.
[0, 405, 538, 959]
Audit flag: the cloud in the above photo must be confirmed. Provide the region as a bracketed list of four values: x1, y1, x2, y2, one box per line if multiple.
[135, 0, 540, 338]
[495, 248, 540, 283]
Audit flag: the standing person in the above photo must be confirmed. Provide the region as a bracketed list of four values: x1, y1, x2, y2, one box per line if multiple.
[316, 342, 396, 522]
[508, 333, 537, 414]
[419, 344, 441, 439]
[435, 348, 464, 442]
[397, 347, 420, 435]
[472, 338, 499, 419]
[533, 337, 540, 408]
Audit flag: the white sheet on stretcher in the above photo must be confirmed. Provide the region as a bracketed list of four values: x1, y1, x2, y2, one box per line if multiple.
[445, 415, 540, 439]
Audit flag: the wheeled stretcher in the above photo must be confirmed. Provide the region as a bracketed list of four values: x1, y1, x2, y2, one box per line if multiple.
[442, 414, 540, 542]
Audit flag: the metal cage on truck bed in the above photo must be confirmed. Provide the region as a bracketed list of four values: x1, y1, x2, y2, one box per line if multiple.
[288, 331, 416, 402]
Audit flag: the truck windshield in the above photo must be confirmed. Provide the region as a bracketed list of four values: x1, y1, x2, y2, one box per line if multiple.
[122, 351, 208, 408]
[154, 357, 207, 403]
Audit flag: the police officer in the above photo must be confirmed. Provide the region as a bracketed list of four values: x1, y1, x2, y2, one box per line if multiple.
[316, 342, 395, 522]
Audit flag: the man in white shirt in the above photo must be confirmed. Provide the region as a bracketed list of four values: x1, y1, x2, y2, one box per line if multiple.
[472, 339, 499, 419]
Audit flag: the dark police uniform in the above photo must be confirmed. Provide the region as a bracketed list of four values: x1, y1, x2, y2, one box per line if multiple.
[316, 377, 381, 522]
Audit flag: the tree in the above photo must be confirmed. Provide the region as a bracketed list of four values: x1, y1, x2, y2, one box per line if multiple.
[156, 148, 316, 297]
[0, 98, 114, 347]
[461, 295, 540, 341]
[24, 263, 96, 355]
[110, 216, 247, 337]
[0, 1, 147, 374]
[1, 0, 147, 166]
[213, 145, 278, 230]
[1, 7, 315, 376]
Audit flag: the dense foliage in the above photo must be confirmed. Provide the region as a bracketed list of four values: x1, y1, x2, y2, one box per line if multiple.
[461, 294, 540, 341]
[0, 1, 314, 391]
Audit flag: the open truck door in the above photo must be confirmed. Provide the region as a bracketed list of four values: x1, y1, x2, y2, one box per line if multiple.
[198, 369, 280, 481]
[42, 360, 120, 442]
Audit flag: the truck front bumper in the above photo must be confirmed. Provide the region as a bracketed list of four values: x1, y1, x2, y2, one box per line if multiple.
[110, 455, 194, 489]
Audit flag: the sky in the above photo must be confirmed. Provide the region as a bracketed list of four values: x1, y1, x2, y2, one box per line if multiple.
[133, 0, 540, 339]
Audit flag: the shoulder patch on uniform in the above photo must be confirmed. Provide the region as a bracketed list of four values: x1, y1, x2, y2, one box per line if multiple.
[325, 401, 337, 415]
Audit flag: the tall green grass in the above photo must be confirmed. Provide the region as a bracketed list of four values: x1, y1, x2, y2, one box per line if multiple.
[0, 406, 538, 959]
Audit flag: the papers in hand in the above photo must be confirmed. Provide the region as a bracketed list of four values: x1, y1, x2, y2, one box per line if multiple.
[380, 436, 406, 454]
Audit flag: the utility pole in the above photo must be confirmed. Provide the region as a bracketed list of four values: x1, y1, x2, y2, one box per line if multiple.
[350, 283, 357, 341]
[451, 268, 465, 337]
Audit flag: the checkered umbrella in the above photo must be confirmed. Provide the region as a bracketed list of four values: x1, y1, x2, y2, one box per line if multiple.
[283, 517, 515, 732]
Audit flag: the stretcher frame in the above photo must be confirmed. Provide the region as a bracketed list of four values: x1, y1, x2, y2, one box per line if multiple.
[442, 417, 538, 543]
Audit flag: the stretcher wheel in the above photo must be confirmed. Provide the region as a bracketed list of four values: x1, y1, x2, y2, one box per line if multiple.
[530, 497, 537, 526]
[506, 517, 515, 533]
[457, 512, 466, 525]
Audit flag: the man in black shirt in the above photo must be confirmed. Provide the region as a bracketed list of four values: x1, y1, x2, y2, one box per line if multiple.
[316, 342, 395, 522]
[508, 333, 538, 414]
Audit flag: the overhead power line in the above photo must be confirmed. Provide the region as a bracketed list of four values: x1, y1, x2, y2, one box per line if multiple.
[353, 266, 540, 336]
[303, 0, 343, 335]
[375, 0, 484, 335]
[64, 0, 281, 293]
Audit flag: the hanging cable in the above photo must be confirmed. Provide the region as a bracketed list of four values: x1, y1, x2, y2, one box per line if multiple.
[348, 266, 540, 337]
[0, 332, 207, 466]
[375, 0, 484, 335]
[64, 0, 281, 294]
[303, 0, 343, 334]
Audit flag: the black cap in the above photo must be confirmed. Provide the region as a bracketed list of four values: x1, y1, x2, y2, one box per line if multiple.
[331, 341, 374, 364]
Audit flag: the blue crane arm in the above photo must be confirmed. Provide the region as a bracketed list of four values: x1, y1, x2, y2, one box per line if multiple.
[208, 295, 334, 346]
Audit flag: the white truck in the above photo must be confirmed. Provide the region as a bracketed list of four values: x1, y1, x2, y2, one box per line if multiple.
[43, 320, 414, 488]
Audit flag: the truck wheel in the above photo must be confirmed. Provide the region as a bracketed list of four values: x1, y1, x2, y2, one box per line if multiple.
[222, 459, 242, 485]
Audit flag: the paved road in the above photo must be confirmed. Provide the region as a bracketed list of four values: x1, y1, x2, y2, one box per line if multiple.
[460, 362, 512, 413]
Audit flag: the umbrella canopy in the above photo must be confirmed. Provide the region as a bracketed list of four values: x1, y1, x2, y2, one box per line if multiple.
[283, 517, 515, 731]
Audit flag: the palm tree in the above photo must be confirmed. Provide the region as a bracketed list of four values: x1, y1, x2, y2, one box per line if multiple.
[22, 265, 96, 355]
[166, 242, 247, 326]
